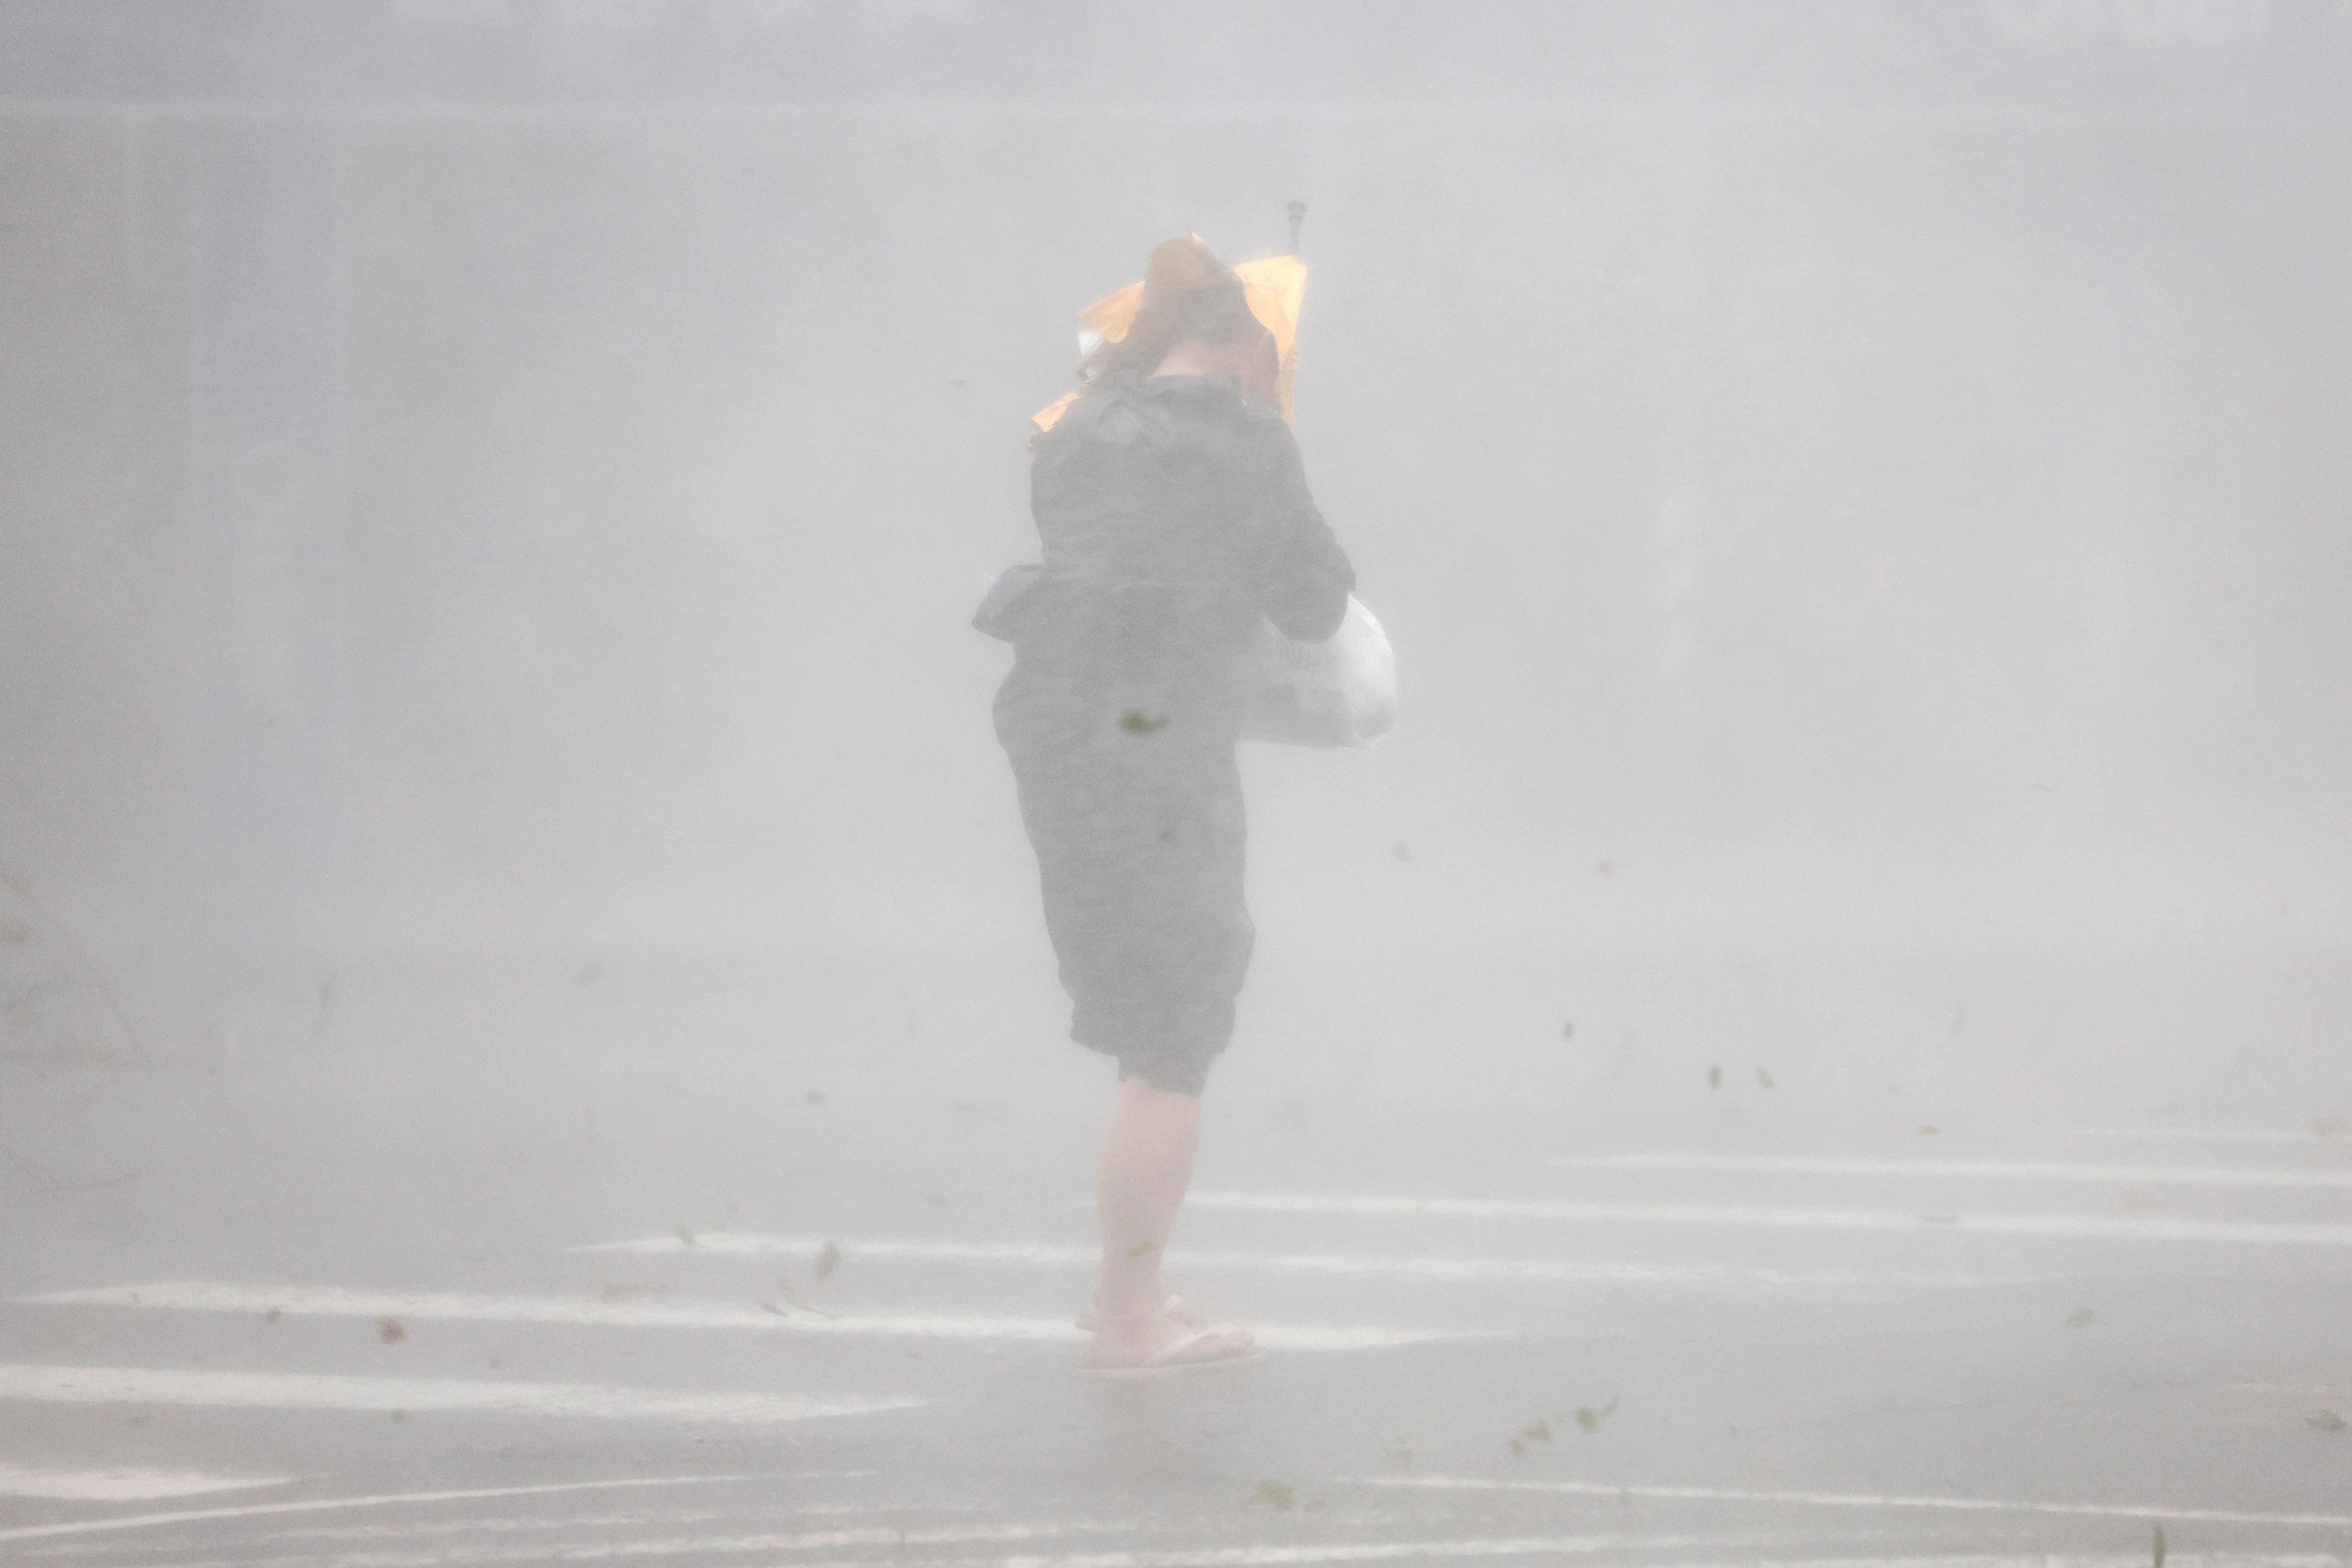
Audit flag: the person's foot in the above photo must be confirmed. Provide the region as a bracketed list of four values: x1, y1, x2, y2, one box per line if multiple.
[1077, 1290, 1209, 1334]
[1085, 1301, 1254, 1372]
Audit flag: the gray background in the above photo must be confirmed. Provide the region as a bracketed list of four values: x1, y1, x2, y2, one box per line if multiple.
[3, 0, 2347, 1191]
[4, 6, 2352, 1562]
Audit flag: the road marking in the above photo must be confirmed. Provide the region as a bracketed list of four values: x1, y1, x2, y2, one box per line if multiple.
[11, 1283, 1469, 1352]
[947, 1556, 2330, 1568]
[0, 1476, 749, 1545]
[1357, 1475, 2352, 1530]
[571, 1233, 1987, 1290]
[159, 1518, 1222, 1568]
[132, 1528, 1751, 1568]
[2056, 1127, 2334, 1143]
[0, 1364, 928, 1426]
[227, 1507, 739, 1549]
[1184, 1192, 2352, 1247]
[277, 1540, 2328, 1568]
[1551, 1154, 2352, 1188]
[4, 1484, 2326, 1565]
[0, 1464, 293, 1502]
[224, 1499, 945, 1550]
[997, 1557, 2342, 1568]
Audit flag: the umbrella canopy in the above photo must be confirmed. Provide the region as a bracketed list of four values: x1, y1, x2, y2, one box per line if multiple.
[1032, 234, 1306, 436]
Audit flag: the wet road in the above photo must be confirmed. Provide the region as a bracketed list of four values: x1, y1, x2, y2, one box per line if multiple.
[3, 947, 2348, 1566]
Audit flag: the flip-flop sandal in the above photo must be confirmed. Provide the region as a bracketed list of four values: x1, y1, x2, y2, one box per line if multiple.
[1075, 1292, 1206, 1334]
[1078, 1326, 1260, 1381]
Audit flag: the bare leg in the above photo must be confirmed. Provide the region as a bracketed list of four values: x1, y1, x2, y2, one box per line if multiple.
[1097, 1078, 1197, 1316]
[1088, 1077, 1251, 1367]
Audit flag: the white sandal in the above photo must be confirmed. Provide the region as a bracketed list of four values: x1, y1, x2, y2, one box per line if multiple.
[1075, 1292, 1207, 1334]
[1079, 1325, 1259, 1380]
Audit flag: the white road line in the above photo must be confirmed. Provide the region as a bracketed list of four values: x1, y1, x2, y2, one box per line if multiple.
[4, 1494, 2324, 1566]
[131, 1518, 1222, 1568]
[2057, 1127, 2333, 1143]
[136, 1529, 1751, 1568]
[219, 1507, 737, 1550]
[0, 1476, 748, 1545]
[10, 1283, 1469, 1352]
[0, 1364, 929, 1426]
[1013, 1558, 2338, 1568]
[1551, 1154, 2352, 1188]
[327, 1543, 2325, 1568]
[570, 1234, 1989, 1290]
[1185, 1192, 2352, 1247]
[1357, 1476, 2352, 1530]
[206, 1499, 948, 1551]
[942, 1557, 2329, 1568]
[0, 1464, 293, 1502]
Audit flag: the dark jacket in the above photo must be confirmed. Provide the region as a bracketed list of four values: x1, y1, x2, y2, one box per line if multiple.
[983, 370, 1356, 1091]
[984, 372, 1355, 736]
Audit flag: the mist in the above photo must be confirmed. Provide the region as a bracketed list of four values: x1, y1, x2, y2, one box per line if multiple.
[3, 3, 2348, 1562]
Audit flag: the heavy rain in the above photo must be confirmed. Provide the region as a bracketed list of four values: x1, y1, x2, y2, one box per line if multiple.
[2, 3, 2348, 1564]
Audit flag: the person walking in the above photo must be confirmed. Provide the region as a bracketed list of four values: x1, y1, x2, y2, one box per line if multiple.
[980, 233, 1355, 1374]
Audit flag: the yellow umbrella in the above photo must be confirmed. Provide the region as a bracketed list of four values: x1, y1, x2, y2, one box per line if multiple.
[1031, 234, 1306, 437]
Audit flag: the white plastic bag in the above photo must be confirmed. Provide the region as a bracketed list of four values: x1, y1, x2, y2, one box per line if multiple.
[1241, 595, 1396, 748]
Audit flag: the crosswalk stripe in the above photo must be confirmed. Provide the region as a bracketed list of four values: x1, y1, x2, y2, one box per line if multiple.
[571, 1233, 1989, 1289]
[6, 1497, 2332, 1568]
[130, 1517, 1365, 1568]
[1357, 1476, 2352, 1530]
[1551, 1154, 2352, 1188]
[0, 1464, 292, 1502]
[863, 1556, 2329, 1568]
[262, 1543, 2329, 1568]
[0, 1476, 749, 1546]
[2056, 1127, 2330, 1143]
[11, 1283, 1471, 1351]
[176, 1498, 896, 1551]
[0, 1364, 929, 1425]
[135, 1529, 1768, 1568]
[1184, 1192, 2352, 1246]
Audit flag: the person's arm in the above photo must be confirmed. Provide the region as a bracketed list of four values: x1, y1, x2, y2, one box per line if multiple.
[1253, 422, 1355, 642]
